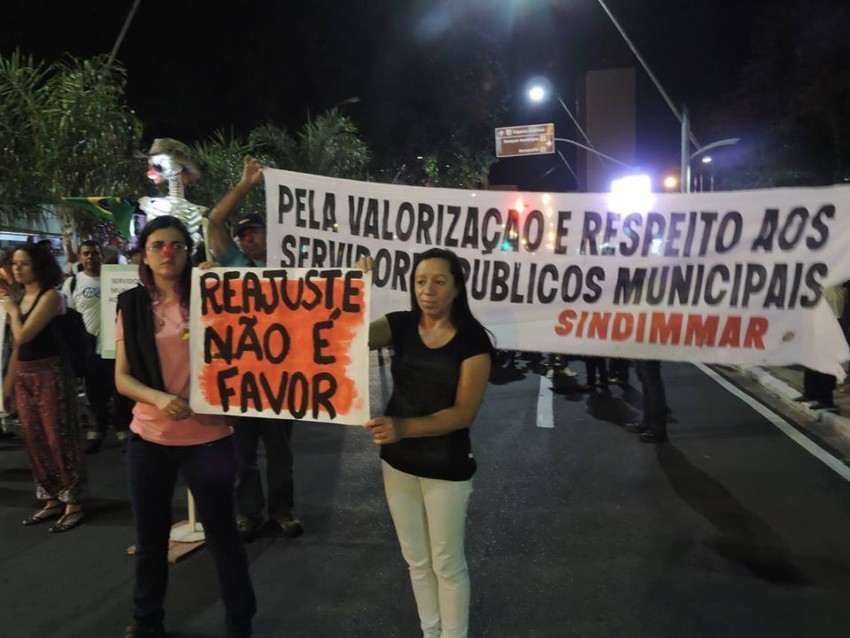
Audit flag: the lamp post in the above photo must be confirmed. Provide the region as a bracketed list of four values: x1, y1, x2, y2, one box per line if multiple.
[527, 82, 604, 165]
[107, 0, 143, 67]
[554, 138, 636, 170]
[684, 136, 740, 192]
[333, 96, 360, 109]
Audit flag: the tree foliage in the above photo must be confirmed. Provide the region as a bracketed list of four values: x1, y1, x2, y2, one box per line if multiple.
[183, 110, 371, 223]
[189, 132, 261, 215]
[249, 109, 371, 179]
[725, 0, 850, 187]
[0, 51, 52, 219]
[0, 51, 144, 234]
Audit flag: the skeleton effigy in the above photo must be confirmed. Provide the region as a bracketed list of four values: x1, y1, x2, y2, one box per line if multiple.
[138, 138, 207, 248]
[138, 138, 209, 545]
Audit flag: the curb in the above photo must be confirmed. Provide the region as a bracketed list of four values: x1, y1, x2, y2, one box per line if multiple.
[738, 365, 850, 440]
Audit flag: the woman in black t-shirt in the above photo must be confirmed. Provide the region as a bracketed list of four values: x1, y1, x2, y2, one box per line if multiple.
[363, 247, 493, 638]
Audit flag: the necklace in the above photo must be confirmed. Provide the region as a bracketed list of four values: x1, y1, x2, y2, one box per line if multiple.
[153, 300, 190, 340]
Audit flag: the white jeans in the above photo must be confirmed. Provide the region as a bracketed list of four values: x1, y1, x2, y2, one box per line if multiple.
[382, 461, 473, 638]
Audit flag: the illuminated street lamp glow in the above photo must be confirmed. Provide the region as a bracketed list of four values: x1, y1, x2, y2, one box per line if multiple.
[608, 174, 654, 215]
[610, 174, 651, 194]
[701, 155, 713, 164]
[528, 85, 546, 102]
[663, 175, 679, 190]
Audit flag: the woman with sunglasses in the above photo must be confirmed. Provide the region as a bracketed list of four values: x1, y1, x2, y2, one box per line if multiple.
[115, 215, 255, 638]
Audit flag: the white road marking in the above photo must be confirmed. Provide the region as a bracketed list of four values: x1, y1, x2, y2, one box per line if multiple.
[537, 374, 554, 429]
[695, 362, 850, 482]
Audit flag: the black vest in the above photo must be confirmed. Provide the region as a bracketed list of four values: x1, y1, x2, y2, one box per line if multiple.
[116, 285, 166, 391]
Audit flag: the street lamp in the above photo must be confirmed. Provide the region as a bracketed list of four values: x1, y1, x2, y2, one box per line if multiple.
[684, 136, 740, 192]
[333, 96, 360, 109]
[554, 138, 636, 170]
[527, 80, 602, 164]
[663, 175, 679, 191]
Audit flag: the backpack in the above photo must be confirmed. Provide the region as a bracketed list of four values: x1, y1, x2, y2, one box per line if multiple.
[53, 306, 92, 377]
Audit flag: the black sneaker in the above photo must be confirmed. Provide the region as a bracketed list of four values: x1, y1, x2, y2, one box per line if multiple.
[639, 430, 669, 443]
[273, 514, 303, 539]
[236, 516, 261, 542]
[84, 437, 103, 454]
[809, 402, 839, 413]
[624, 421, 647, 433]
[124, 622, 165, 638]
[226, 623, 252, 638]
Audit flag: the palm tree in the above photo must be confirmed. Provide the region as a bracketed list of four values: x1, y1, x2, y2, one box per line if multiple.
[0, 50, 52, 223]
[250, 109, 371, 179]
[0, 51, 144, 237]
[190, 131, 264, 216]
[41, 54, 145, 234]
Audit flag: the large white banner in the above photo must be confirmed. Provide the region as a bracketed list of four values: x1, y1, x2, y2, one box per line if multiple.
[265, 169, 850, 377]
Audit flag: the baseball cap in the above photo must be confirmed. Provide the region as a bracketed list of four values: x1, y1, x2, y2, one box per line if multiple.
[234, 213, 266, 238]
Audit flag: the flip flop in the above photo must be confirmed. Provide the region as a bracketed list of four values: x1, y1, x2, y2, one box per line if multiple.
[49, 510, 85, 533]
[22, 503, 63, 526]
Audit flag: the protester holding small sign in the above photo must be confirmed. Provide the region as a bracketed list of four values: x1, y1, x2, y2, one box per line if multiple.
[1, 243, 87, 532]
[115, 216, 255, 638]
[361, 247, 494, 638]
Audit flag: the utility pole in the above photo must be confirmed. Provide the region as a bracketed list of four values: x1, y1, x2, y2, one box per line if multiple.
[107, 0, 143, 67]
[680, 107, 690, 193]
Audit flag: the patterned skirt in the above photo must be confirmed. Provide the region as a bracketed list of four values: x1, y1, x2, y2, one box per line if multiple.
[15, 356, 87, 503]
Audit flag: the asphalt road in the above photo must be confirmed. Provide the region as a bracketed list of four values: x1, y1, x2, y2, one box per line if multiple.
[1, 355, 850, 638]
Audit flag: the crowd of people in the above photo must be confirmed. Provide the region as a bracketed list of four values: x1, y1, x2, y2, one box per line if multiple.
[0, 149, 502, 637]
[8, 150, 847, 638]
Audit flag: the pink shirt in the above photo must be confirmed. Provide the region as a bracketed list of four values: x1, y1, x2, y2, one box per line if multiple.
[116, 302, 232, 446]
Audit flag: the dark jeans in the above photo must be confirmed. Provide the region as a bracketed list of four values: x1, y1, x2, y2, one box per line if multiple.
[803, 367, 836, 404]
[126, 434, 256, 630]
[634, 360, 667, 434]
[583, 357, 608, 384]
[84, 349, 113, 433]
[608, 358, 629, 381]
[84, 349, 130, 435]
[235, 417, 295, 523]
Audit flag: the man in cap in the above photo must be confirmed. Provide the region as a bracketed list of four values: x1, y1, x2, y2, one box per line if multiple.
[207, 156, 302, 541]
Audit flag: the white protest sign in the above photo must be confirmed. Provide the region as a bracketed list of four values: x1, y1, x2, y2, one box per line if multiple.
[189, 267, 371, 425]
[100, 265, 140, 359]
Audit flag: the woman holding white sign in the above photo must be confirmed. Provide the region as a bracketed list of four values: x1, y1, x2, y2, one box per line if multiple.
[114, 215, 255, 638]
[362, 247, 494, 638]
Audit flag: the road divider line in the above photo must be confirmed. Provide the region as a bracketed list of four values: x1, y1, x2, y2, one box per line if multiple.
[695, 362, 850, 482]
[537, 375, 554, 429]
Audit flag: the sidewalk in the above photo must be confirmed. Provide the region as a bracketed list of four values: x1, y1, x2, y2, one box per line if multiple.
[739, 364, 850, 461]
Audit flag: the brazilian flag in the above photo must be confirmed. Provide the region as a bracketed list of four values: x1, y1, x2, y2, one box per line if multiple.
[63, 197, 136, 238]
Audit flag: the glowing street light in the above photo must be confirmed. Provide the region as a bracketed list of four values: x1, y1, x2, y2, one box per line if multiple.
[526, 80, 600, 162]
[608, 174, 654, 215]
[333, 96, 360, 109]
[528, 85, 546, 103]
[684, 137, 740, 192]
[663, 175, 679, 191]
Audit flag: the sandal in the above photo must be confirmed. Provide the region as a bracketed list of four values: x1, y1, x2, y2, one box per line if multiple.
[22, 502, 63, 526]
[49, 510, 85, 534]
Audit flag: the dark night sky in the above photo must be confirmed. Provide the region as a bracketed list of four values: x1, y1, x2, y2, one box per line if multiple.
[1, 0, 832, 191]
